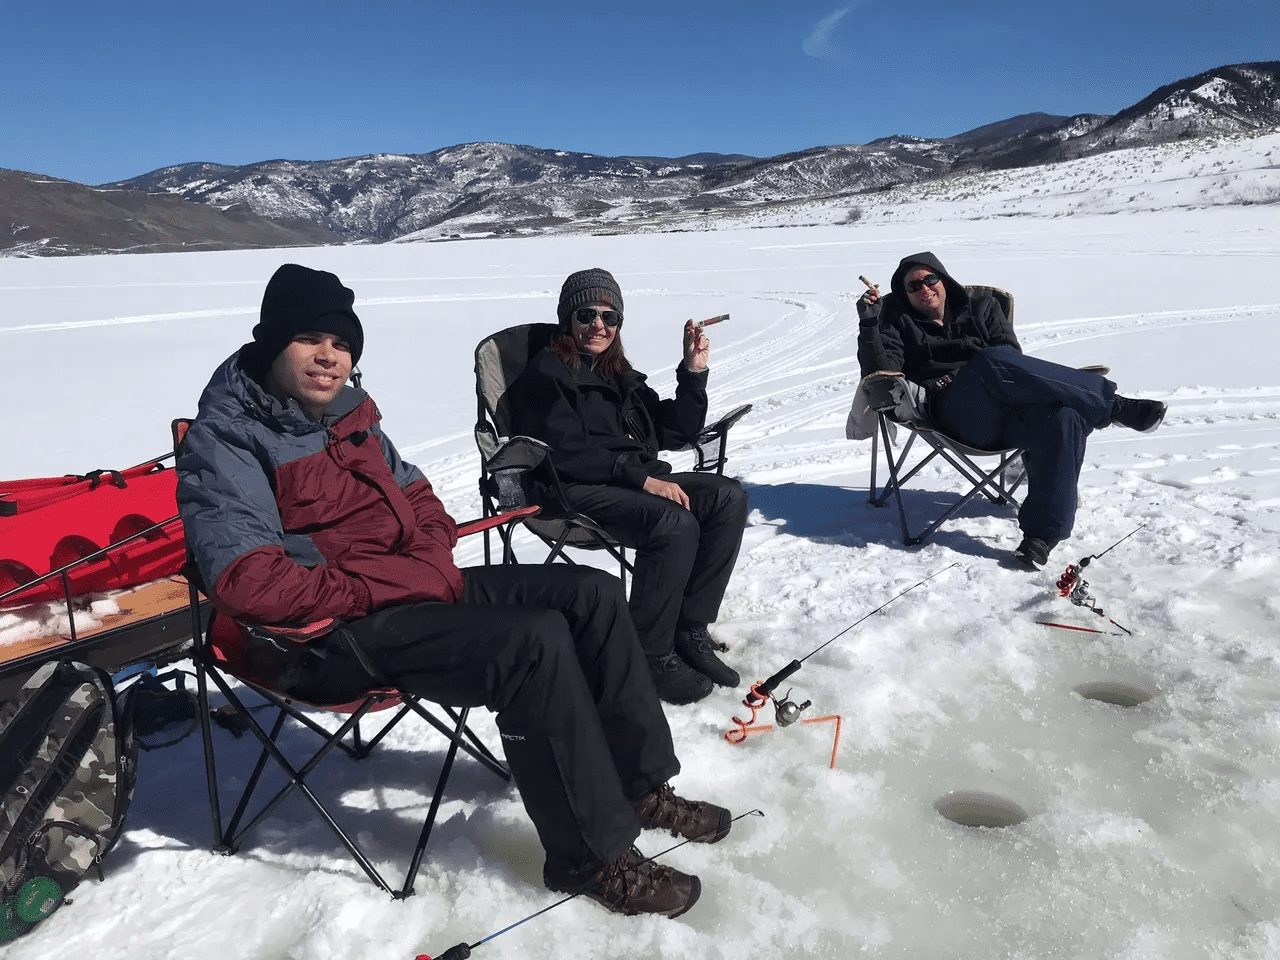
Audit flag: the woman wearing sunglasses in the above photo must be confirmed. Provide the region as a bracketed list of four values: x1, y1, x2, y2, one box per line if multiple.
[508, 268, 747, 706]
[857, 251, 1165, 569]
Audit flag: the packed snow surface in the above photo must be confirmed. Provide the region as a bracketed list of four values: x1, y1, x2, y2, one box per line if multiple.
[1, 143, 1279, 959]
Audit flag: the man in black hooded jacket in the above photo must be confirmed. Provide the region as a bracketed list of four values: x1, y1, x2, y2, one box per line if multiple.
[857, 252, 1166, 568]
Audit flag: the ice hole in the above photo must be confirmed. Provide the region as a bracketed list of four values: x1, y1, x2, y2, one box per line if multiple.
[934, 791, 1028, 829]
[1074, 680, 1155, 707]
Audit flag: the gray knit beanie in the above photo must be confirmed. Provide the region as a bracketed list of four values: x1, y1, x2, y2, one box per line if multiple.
[557, 268, 625, 327]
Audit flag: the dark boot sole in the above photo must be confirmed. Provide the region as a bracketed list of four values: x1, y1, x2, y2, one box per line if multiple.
[666, 876, 701, 918]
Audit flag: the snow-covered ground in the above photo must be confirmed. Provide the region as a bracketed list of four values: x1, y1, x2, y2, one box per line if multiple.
[2, 135, 1279, 959]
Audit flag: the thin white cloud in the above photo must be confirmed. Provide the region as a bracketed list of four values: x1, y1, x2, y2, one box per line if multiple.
[803, 7, 854, 62]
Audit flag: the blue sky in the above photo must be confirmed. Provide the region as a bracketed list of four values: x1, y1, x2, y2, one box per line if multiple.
[3, 0, 1277, 185]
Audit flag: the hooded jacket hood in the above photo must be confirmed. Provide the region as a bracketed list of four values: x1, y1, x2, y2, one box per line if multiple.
[202, 348, 368, 439]
[889, 251, 969, 321]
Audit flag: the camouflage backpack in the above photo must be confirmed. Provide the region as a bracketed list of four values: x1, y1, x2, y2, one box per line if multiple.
[0, 660, 137, 943]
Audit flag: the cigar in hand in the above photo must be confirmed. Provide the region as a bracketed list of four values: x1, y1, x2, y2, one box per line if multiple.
[693, 313, 729, 328]
[858, 275, 879, 290]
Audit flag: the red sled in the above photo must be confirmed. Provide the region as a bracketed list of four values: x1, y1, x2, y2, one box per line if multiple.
[0, 458, 174, 518]
[0, 456, 185, 609]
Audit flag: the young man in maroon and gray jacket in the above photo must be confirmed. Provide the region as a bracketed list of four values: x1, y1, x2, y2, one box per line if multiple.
[176, 263, 732, 918]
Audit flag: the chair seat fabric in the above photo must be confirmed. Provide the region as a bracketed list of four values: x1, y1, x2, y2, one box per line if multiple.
[208, 615, 378, 708]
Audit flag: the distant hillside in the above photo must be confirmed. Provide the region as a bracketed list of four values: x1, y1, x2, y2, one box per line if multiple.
[964, 61, 1280, 169]
[1094, 61, 1280, 145]
[0, 169, 342, 256]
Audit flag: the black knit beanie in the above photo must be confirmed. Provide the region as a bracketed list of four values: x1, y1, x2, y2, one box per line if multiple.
[556, 268, 624, 327]
[249, 263, 364, 368]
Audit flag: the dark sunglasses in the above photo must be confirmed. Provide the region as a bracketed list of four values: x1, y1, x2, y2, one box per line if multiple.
[906, 274, 942, 294]
[572, 307, 622, 328]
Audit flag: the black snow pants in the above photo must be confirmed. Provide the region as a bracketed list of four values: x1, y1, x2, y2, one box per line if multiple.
[561, 472, 749, 659]
[929, 345, 1117, 543]
[309, 564, 679, 875]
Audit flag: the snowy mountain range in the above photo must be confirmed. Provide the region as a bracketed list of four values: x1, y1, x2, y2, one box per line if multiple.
[3, 61, 1278, 255]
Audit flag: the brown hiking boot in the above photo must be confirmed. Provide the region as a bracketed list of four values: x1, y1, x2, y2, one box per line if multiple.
[544, 846, 701, 918]
[636, 783, 732, 844]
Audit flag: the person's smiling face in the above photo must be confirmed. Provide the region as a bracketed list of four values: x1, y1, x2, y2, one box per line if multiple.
[571, 301, 621, 356]
[266, 332, 352, 418]
[904, 265, 946, 321]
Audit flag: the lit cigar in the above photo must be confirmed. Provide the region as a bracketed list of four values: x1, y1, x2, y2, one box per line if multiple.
[859, 275, 879, 289]
[694, 313, 729, 328]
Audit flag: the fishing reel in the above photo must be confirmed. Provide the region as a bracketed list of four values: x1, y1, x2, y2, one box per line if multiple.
[1056, 563, 1096, 608]
[724, 662, 803, 745]
[772, 688, 812, 727]
[724, 674, 843, 769]
[1052, 555, 1132, 635]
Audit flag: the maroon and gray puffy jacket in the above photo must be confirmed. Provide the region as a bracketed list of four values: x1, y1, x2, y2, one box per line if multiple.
[176, 350, 462, 633]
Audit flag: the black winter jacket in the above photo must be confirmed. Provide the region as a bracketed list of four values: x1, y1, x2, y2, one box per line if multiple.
[508, 347, 709, 495]
[857, 251, 1020, 384]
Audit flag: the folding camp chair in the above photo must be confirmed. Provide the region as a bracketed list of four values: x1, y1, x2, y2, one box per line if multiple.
[473, 322, 752, 574]
[173, 419, 527, 899]
[864, 286, 1028, 546]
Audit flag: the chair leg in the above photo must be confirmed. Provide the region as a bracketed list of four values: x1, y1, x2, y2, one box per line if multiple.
[404, 699, 510, 782]
[396, 706, 472, 899]
[878, 426, 1027, 546]
[872, 415, 923, 545]
[188, 586, 230, 854]
[869, 422, 879, 503]
[195, 657, 228, 854]
[198, 664, 510, 898]
[541, 528, 573, 565]
[247, 707, 396, 892]
[498, 519, 519, 565]
[224, 705, 289, 849]
[350, 701, 415, 756]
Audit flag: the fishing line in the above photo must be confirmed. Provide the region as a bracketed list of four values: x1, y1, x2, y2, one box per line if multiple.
[726, 563, 959, 742]
[417, 810, 766, 960]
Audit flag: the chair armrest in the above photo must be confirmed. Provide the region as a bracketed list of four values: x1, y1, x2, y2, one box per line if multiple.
[860, 373, 925, 426]
[479, 435, 558, 512]
[456, 506, 540, 538]
[243, 618, 337, 647]
[484, 435, 552, 475]
[696, 403, 753, 443]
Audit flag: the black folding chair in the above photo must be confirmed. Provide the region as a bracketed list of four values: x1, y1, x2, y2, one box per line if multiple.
[473, 322, 752, 575]
[173, 419, 522, 899]
[864, 286, 1027, 546]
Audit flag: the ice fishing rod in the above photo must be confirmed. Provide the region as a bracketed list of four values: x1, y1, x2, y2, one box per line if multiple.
[726, 563, 959, 743]
[415, 810, 765, 960]
[1052, 524, 1146, 636]
[1035, 620, 1126, 637]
